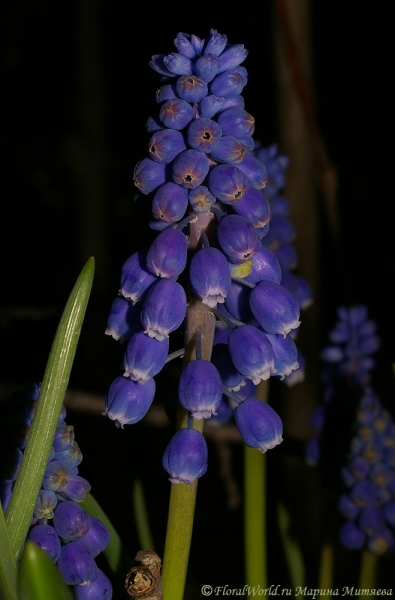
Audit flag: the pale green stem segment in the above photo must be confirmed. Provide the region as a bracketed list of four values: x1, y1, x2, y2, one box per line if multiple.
[162, 212, 216, 600]
[133, 479, 155, 552]
[0, 503, 18, 600]
[277, 502, 305, 590]
[5, 257, 95, 562]
[358, 550, 378, 590]
[318, 542, 334, 600]
[80, 492, 132, 582]
[18, 541, 74, 600]
[244, 380, 268, 590]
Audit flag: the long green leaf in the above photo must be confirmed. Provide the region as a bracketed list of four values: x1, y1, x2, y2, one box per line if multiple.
[18, 541, 74, 600]
[0, 502, 18, 600]
[5, 257, 95, 561]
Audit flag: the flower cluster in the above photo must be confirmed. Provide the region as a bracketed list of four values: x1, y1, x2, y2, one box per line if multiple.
[105, 30, 306, 485]
[0, 384, 112, 600]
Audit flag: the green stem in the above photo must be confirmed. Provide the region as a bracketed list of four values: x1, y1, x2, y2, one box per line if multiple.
[133, 479, 155, 551]
[358, 550, 378, 590]
[244, 380, 268, 589]
[5, 257, 95, 561]
[318, 543, 334, 600]
[0, 503, 18, 600]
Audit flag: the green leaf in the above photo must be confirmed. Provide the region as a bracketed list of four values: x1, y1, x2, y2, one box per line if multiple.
[133, 479, 155, 551]
[18, 541, 74, 600]
[0, 502, 18, 600]
[277, 502, 305, 590]
[5, 257, 95, 562]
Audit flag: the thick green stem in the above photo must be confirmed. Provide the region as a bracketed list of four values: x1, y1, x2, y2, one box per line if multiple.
[318, 543, 334, 600]
[358, 550, 378, 590]
[244, 379, 268, 589]
[161, 212, 216, 600]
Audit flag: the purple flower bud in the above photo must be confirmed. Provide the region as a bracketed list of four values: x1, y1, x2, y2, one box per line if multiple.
[203, 29, 228, 56]
[60, 474, 91, 503]
[78, 517, 110, 557]
[104, 375, 156, 428]
[217, 44, 248, 72]
[55, 442, 83, 470]
[281, 271, 313, 310]
[133, 158, 167, 195]
[159, 99, 195, 130]
[244, 246, 282, 285]
[189, 247, 231, 307]
[162, 428, 208, 484]
[27, 524, 61, 562]
[216, 108, 255, 138]
[146, 228, 187, 278]
[120, 250, 158, 303]
[148, 129, 186, 164]
[274, 243, 299, 270]
[146, 113, 164, 132]
[350, 480, 377, 507]
[33, 489, 58, 520]
[175, 75, 208, 103]
[124, 331, 169, 381]
[188, 186, 216, 213]
[338, 494, 360, 520]
[74, 568, 113, 600]
[224, 281, 254, 322]
[249, 280, 301, 336]
[233, 188, 271, 228]
[199, 95, 225, 118]
[42, 460, 69, 491]
[359, 506, 384, 536]
[52, 425, 75, 452]
[156, 83, 177, 103]
[178, 359, 223, 419]
[265, 333, 299, 379]
[194, 53, 220, 82]
[220, 95, 245, 111]
[268, 215, 296, 243]
[186, 118, 222, 153]
[141, 279, 187, 340]
[217, 214, 261, 264]
[149, 54, 173, 77]
[234, 397, 283, 452]
[283, 349, 305, 386]
[209, 136, 248, 164]
[210, 69, 247, 98]
[207, 164, 249, 204]
[172, 149, 210, 189]
[339, 522, 365, 550]
[236, 155, 268, 189]
[57, 540, 98, 586]
[151, 182, 189, 224]
[105, 296, 142, 343]
[228, 325, 275, 384]
[163, 53, 193, 75]
[174, 33, 198, 59]
[211, 343, 246, 391]
[53, 501, 92, 542]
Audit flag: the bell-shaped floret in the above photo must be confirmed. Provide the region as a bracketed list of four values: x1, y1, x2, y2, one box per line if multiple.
[339, 522, 365, 550]
[207, 164, 248, 204]
[55, 442, 83, 470]
[105, 296, 142, 343]
[249, 280, 301, 336]
[146, 228, 187, 279]
[59, 473, 91, 503]
[52, 425, 75, 452]
[57, 540, 98, 586]
[120, 250, 158, 304]
[189, 247, 231, 307]
[234, 397, 283, 452]
[233, 187, 271, 228]
[217, 214, 261, 264]
[176, 75, 208, 103]
[53, 501, 92, 542]
[162, 428, 208, 484]
[199, 95, 225, 118]
[33, 489, 58, 520]
[211, 343, 246, 391]
[228, 325, 275, 384]
[216, 107, 254, 138]
[217, 44, 248, 71]
[78, 516, 110, 557]
[174, 33, 199, 59]
[210, 69, 247, 98]
[186, 117, 222, 153]
[209, 136, 248, 164]
[123, 331, 169, 382]
[151, 182, 189, 224]
[172, 149, 210, 189]
[156, 83, 177, 103]
[148, 128, 186, 164]
[265, 333, 299, 379]
[203, 29, 228, 56]
[27, 524, 61, 563]
[141, 279, 187, 340]
[283, 348, 306, 387]
[244, 246, 282, 285]
[74, 568, 113, 600]
[159, 99, 195, 130]
[163, 53, 193, 75]
[178, 359, 223, 419]
[188, 186, 216, 213]
[224, 281, 254, 322]
[104, 375, 156, 428]
[42, 460, 69, 492]
[236, 155, 267, 189]
[193, 53, 220, 82]
[133, 158, 167, 195]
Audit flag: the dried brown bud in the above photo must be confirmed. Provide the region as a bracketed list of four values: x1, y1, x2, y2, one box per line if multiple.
[125, 550, 162, 599]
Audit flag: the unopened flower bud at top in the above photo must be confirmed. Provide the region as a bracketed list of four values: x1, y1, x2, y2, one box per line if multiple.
[140, 278, 187, 341]
[217, 43, 248, 71]
[249, 280, 301, 337]
[146, 228, 187, 278]
[162, 428, 208, 484]
[104, 375, 156, 428]
[178, 359, 223, 419]
[189, 246, 231, 307]
[217, 214, 261, 264]
[194, 53, 220, 82]
[234, 396, 283, 453]
[176, 74, 208, 103]
[228, 324, 275, 384]
[159, 98, 195, 130]
[210, 69, 246, 98]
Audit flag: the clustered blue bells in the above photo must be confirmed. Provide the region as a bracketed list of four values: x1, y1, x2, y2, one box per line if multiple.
[105, 29, 313, 485]
[0, 384, 112, 599]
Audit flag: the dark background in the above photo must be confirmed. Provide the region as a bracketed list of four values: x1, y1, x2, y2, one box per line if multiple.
[1, 0, 394, 597]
